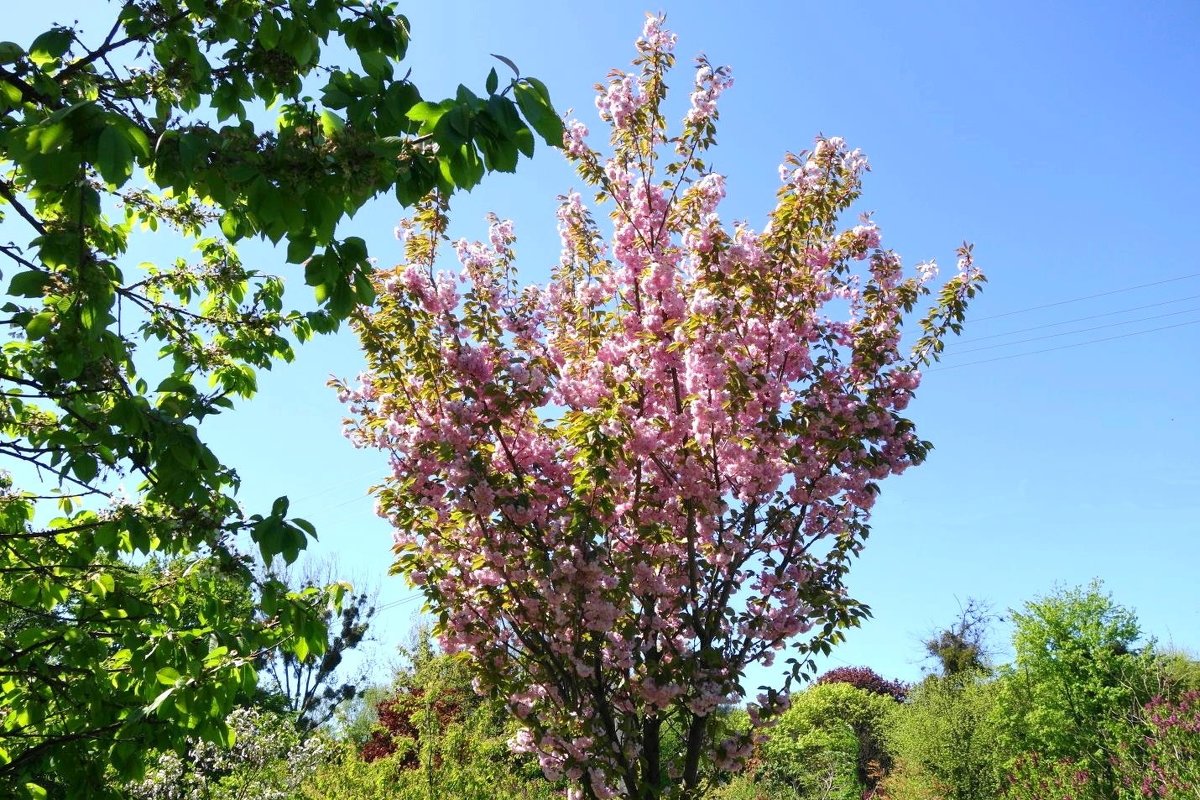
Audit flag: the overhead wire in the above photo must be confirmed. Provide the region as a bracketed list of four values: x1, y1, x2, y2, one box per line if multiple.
[931, 318, 1200, 372]
[943, 305, 1200, 356]
[946, 293, 1200, 344]
[375, 594, 423, 613]
[968, 272, 1200, 323]
[926, 272, 1200, 370]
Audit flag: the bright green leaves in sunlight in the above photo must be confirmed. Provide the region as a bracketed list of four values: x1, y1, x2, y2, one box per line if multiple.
[0, 0, 560, 796]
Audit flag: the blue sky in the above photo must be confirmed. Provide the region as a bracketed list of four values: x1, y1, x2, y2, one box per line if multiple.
[9, 2, 1200, 686]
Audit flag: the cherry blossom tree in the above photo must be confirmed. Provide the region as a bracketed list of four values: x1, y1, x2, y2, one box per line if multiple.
[337, 16, 983, 800]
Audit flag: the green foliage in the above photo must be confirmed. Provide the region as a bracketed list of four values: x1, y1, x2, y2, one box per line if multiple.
[304, 739, 560, 800]
[755, 682, 894, 800]
[127, 706, 330, 800]
[883, 672, 1003, 800]
[334, 683, 394, 749]
[1111, 690, 1200, 799]
[921, 598, 997, 677]
[992, 581, 1161, 798]
[709, 775, 774, 800]
[261, 557, 378, 731]
[1155, 648, 1200, 697]
[0, 2, 559, 795]
[719, 585, 1197, 800]
[305, 629, 560, 800]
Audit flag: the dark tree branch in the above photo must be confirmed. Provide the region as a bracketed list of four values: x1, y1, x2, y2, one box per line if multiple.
[58, 7, 190, 81]
[0, 181, 48, 236]
[0, 66, 53, 106]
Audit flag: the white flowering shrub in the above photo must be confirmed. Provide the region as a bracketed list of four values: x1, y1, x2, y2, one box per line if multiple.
[127, 707, 330, 800]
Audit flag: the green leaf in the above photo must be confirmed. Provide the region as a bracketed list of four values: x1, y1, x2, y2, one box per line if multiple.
[292, 635, 310, 663]
[359, 49, 392, 80]
[0, 81, 22, 107]
[0, 40, 24, 65]
[514, 80, 564, 147]
[432, 105, 470, 149]
[485, 67, 499, 95]
[145, 687, 174, 714]
[57, 351, 83, 381]
[29, 121, 71, 154]
[29, 28, 71, 66]
[71, 455, 97, 483]
[286, 236, 316, 264]
[91, 573, 115, 596]
[257, 13, 280, 49]
[292, 517, 317, 539]
[121, 122, 151, 160]
[443, 145, 484, 190]
[319, 110, 345, 137]
[155, 667, 181, 686]
[407, 101, 447, 127]
[96, 126, 134, 186]
[491, 53, 520, 77]
[220, 212, 240, 239]
[6, 270, 50, 298]
[253, 517, 284, 562]
[25, 311, 54, 340]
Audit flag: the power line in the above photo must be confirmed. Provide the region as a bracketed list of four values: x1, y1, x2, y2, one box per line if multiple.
[284, 467, 385, 507]
[944, 306, 1200, 356]
[970, 272, 1200, 323]
[948, 293, 1200, 344]
[932, 318, 1200, 371]
[324, 490, 378, 511]
[375, 594, 424, 613]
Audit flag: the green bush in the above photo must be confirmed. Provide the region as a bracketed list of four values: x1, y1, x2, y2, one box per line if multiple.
[305, 633, 558, 800]
[755, 682, 895, 800]
[127, 707, 330, 800]
[992, 582, 1161, 798]
[883, 671, 1002, 800]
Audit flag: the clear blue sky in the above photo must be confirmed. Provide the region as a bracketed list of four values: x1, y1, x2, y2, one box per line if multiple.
[9, 2, 1199, 685]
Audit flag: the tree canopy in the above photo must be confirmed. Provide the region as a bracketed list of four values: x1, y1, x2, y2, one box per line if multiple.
[0, 1, 560, 795]
[341, 16, 982, 799]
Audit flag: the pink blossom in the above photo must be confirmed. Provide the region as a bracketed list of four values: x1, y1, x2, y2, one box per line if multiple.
[637, 14, 676, 54]
[336, 16, 981, 800]
[563, 119, 591, 158]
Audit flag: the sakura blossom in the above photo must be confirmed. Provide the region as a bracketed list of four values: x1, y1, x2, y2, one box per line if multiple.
[337, 16, 982, 800]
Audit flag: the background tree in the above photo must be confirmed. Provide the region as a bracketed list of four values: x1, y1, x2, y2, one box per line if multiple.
[261, 556, 379, 731]
[883, 672, 1002, 800]
[0, 1, 561, 795]
[340, 15, 982, 799]
[1153, 648, 1200, 697]
[305, 628, 560, 800]
[755, 682, 896, 800]
[126, 705, 331, 800]
[1111, 690, 1200, 800]
[922, 597, 998, 677]
[993, 581, 1161, 799]
[816, 666, 908, 703]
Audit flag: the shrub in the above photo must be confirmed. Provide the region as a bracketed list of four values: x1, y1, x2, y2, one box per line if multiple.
[127, 707, 330, 800]
[883, 672, 1002, 800]
[1111, 690, 1200, 799]
[993, 582, 1161, 798]
[758, 682, 895, 799]
[816, 667, 907, 702]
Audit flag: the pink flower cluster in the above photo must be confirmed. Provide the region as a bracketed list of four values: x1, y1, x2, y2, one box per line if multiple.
[684, 62, 733, 127]
[338, 18, 981, 799]
[637, 13, 677, 55]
